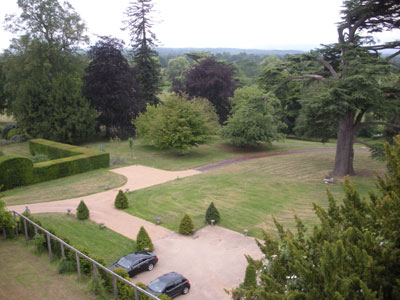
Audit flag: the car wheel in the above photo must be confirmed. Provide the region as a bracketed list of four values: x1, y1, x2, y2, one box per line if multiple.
[183, 286, 190, 294]
[147, 263, 154, 271]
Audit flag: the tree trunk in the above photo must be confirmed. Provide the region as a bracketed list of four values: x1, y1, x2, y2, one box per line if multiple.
[333, 113, 359, 176]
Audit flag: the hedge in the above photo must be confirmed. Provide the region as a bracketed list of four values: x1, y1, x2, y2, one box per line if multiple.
[0, 155, 33, 190]
[0, 139, 110, 190]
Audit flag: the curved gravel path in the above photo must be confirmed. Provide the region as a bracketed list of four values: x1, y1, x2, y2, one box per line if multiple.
[8, 148, 364, 299]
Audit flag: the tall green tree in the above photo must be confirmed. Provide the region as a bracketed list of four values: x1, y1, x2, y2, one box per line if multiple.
[83, 36, 141, 138]
[232, 135, 400, 299]
[261, 0, 400, 176]
[3, 0, 96, 143]
[124, 0, 161, 106]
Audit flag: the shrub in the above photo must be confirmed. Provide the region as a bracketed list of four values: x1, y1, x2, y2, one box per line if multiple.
[1, 123, 17, 139]
[205, 202, 220, 224]
[179, 214, 194, 235]
[135, 282, 151, 300]
[115, 190, 129, 209]
[91, 255, 113, 293]
[243, 264, 257, 288]
[0, 199, 15, 238]
[136, 226, 154, 251]
[7, 127, 24, 140]
[68, 245, 92, 275]
[114, 268, 134, 300]
[58, 257, 76, 274]
[158, 294, 172, 300]
[89, 277, 107, 299]
[77, 200, 89, 220]
[18, 211, 42, 238]
[29, 154, 49, 163]
[33, 234, 46, 253]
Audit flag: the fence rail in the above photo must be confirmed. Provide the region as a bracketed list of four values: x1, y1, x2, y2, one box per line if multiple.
[11, 210, 160, 300]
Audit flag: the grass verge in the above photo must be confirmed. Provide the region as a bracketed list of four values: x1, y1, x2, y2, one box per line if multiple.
[36, 213, 135, 265]
[124, 151, 385, 238]
[0, 237, 96, 300]
[3, 169, 127, 206]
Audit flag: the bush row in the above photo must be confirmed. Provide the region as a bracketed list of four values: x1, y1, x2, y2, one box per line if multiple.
[0, 139, 109, 190]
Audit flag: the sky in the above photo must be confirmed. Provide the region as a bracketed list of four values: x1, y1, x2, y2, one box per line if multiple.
[0, 0, 399, 52]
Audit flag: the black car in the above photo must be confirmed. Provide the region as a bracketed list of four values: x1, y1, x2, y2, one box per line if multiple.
[147, 272, 190, 298]
[110, 251, 158, 277]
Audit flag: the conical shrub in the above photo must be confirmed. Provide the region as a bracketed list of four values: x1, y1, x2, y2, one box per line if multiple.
[179, 214, 194, 235]
[114, 190, 128, 209]
[136, 226, 154, 251]
[77, 200, 89, 220]
[205, 201, 220, 224]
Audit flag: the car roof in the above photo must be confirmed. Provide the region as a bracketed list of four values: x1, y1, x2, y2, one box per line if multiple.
[125, 251, 154, 260]
[158, 272, 186, 282]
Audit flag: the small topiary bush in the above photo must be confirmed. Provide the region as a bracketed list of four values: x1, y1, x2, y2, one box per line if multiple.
[179, 214, 194, 235]
[205, 201, 220, 224]
[115, 190, 128, 209]
[136, 226, 154, 251]
[6, 127, 24, 140]
[77, 200, 89, 220]
[1, 123, 17, 139]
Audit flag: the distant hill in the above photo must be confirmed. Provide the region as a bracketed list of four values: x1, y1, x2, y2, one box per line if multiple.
[155, 47, 305, 57]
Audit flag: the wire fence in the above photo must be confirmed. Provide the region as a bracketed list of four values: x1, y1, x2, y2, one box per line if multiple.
[11, 210, 160, 300]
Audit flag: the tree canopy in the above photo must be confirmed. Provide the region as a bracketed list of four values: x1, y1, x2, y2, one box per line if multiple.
[135, 93, 212, 154]
[260, 0, 400, 176]
[83, 36, 141, 139]
[183, 57, 237, 124]
[124, 0, 161, 106]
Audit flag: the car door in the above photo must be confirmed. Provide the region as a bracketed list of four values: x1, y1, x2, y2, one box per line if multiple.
[128, 259, 141, 276]
[164, 282, 178, 297]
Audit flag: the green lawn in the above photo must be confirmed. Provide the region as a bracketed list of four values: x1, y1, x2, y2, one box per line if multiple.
[36, 213, 135, 265]
[0, 238, 97, 300]
[83, 136, 339, 171]
[124, 151, 385, 238]
[2, 169, 127, 206]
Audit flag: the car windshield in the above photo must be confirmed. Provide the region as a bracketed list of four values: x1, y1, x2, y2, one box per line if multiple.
[148, 278, 168, 293]
[117, 257, 132, 269]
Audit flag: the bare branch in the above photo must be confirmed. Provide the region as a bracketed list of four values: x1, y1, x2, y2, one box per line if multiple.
[353, 139, 374, 148]
[263, 75, 327, 100]
[387, 50, 400, 61]
[317, 58, 339, 79]
[361, 121, 400, 128]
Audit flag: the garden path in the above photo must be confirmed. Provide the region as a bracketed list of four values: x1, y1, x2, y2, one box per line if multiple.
[8, 164, 262, 300]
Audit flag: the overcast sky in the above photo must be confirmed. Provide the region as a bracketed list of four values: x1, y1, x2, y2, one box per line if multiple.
[1, 0, 398, 52]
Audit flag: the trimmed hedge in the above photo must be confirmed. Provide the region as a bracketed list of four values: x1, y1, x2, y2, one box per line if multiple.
[0, 139, 110, 190]
[0, 155, 33, 190]
[115, 190, 129, 209]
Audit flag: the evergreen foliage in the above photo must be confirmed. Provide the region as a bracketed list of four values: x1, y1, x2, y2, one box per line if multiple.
[243, 264, 257, 289]
[83, 36, 141, 138]
[76, 200, 89, 220]
[158, 294, 172, 300]
[136, 226, 154, 251]
[179, 214, 194, 235]
[124, 0, 161, 106]
[135, 93, 212, 154]
[183, 57, 237, 124]
[114, 268, 135, 300]
[221, 86, 284, 147]
[232, 135, 400, 299]
[3, 0, 96, 143]
[135, 282, 151, 300]
[0, 199, 14, 237]
[205, 202, 220, 225]
[114, 190, 129, 209]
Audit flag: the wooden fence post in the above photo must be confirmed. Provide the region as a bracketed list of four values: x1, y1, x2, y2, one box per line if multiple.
[23, 218, 28, 243]
[60, 242, 65, 258]
[34, 226, 38, 236]
[76, 252, 81, 281]
[135, 287, 139, 300]
[113, 275, 118, 300]
[13, 212, 18, 236]
[93, 263, 98, 283]
[46, 232, 52, 262]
